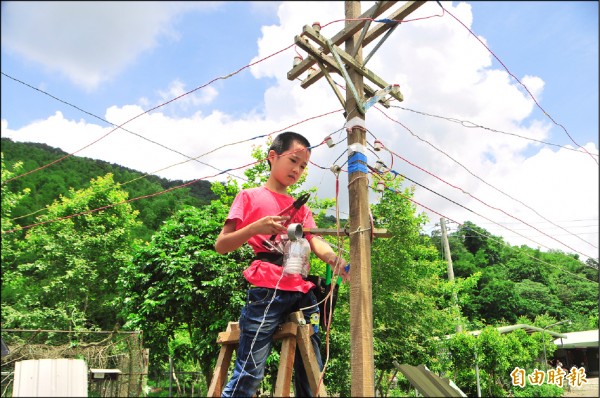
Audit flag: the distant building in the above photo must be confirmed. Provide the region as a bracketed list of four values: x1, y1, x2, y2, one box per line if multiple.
[553, 329, 599, 377]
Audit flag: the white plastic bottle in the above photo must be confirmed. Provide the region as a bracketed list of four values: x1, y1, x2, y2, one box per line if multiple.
[283, 236, 310, 277]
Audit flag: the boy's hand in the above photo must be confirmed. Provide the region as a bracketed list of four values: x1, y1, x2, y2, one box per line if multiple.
[327, 253, 350, 283]
[256, 215, 290, 235]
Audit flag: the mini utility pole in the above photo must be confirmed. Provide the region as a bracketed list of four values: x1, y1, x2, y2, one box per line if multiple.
[287, 1, 425, 394]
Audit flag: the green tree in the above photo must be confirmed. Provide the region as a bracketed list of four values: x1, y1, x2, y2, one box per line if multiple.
[117, 203, 253, 384]
[476, 278, 524, 324]
[1, 138, 213, 241]
[514, 279, 561, 319]
[2, 173, 140, 332]
[1, 153, 30, 264]
[445, 327, 563, 397]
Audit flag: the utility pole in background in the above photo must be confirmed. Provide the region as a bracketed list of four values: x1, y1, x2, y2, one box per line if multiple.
[440, 217, 462, 333]
[287, 1, 425, 394]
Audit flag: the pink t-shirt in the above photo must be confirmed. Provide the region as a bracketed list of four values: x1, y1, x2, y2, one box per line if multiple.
[227, 186, 317, 293]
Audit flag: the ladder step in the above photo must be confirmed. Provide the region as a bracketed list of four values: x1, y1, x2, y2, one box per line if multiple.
[216, 321, 298, 345]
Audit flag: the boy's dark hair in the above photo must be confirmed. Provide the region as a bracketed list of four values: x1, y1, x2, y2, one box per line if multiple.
[267, 131, 311, 169]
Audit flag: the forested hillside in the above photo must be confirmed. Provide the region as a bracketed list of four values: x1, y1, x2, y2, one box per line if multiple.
[429, 221, 598, 328]
[1, 138, 597, 397]
[1, 137, 216, 241]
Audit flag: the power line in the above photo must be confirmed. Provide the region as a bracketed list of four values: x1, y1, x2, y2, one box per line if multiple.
[371, 168, 561, 256]
[373, 106, 598, 252]
[1, 42, 297, 184]
[390, 104, 599, 158]
[438, 2, 599, 166]
[381, 184, 598, 283]
[1, 151, 283, 234]
[7, 111, 344, 224]
[1, 73, 227, 171]
[383, 147, 597, 256]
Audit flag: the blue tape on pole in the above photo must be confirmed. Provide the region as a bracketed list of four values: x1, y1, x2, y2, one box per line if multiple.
[348, 152, 368, 174]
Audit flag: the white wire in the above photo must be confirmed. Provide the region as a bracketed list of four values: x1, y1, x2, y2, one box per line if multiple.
[231, 271, 285, 395]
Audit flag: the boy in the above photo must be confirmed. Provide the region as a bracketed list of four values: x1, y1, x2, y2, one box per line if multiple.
[214, 131, 349, 397]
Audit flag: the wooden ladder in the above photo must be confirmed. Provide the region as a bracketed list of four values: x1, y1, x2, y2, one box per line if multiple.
[207, 311, 327, 397]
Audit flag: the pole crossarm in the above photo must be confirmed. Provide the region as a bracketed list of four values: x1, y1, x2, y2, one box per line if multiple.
[304, 227, 391, 238]
[287, 1, 398, 81]
[288, 1, 425, 92]
[294, 25, 403, 113]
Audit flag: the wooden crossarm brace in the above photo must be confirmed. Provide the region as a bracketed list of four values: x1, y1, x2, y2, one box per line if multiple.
[287, 1, 398, 81]
[351, 1, 383, 58]
[314, 58, 346, 109]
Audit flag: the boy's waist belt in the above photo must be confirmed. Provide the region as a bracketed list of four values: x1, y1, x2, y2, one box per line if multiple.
[252, 252, 310, 281]
[253, 252, 284, 266]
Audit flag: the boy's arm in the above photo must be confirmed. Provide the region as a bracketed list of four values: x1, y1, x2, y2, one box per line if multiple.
[214, 216, 289, 254]
[309, 236, 350, 282]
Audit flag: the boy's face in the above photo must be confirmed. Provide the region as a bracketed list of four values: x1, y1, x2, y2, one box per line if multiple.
[269, 140, 310, 187]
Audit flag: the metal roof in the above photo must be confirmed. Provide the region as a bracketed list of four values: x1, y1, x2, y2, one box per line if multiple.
[467, 323, 567, 339]
[554, 329, 599, 349]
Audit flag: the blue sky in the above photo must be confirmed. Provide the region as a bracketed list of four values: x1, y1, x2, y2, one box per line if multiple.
[1, 1, 598, 261]
[468, 1, 598, 152]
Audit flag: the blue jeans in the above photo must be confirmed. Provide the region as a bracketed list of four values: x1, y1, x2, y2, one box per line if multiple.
[221, 287, 323, 397]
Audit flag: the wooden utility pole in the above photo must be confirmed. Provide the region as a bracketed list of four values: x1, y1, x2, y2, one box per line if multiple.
[287, 1, 425, 394]
[345, 2, 374, 395]
[440, 217, 462, 333]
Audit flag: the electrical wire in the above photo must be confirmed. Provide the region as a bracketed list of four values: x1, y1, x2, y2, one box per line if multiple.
[2, 153, 271, 235]
[2, 41, 298, 184]
[0, 72, 247, 182]
[382, 147, 597, 256]
[437, 2, 599, 166]
[7, 109, 343, 223]
[373, 107, 598, 253]
[2, 139, 335, 235]
[381, 184, 598, 284]
[319, 8, 446, 31]
[390, 104, 599, 158]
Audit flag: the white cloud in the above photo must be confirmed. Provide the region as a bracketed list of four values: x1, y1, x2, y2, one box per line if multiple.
[0, 1, 222, 91]
[156, 80, 219, 111]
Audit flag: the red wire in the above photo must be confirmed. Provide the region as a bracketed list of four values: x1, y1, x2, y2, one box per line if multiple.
[316, 170, 341, 392]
